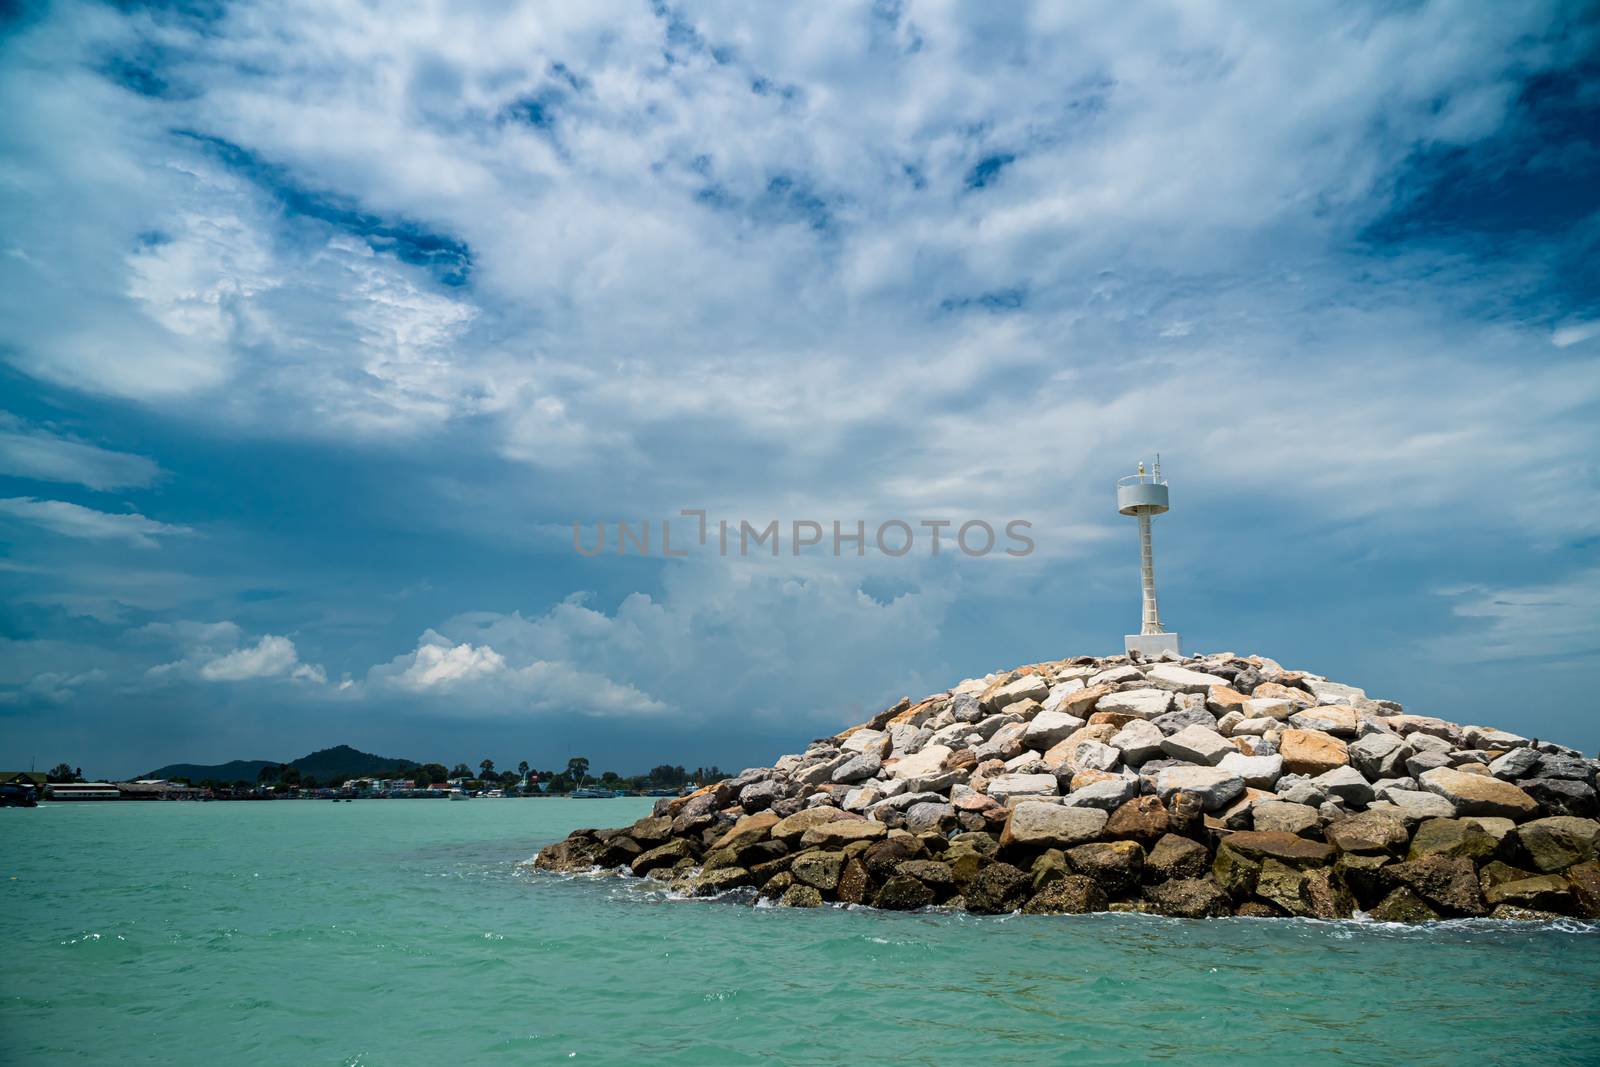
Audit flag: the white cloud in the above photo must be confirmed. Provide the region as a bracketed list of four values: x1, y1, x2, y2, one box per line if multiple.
[367, 627, 667, 718]
[0, 667, 107, 707]
[1552, 321, 1600, 348]
[384, 631, 506, 689]
[1432, 568, 1600, 662]
[366, 558, 960, 729]
[145, 624, 326, 685]
[0, 497, 192, 548]
[0, 414, 163, 490]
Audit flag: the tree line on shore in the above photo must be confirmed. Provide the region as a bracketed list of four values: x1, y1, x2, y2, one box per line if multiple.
[40, 758, 730, 795]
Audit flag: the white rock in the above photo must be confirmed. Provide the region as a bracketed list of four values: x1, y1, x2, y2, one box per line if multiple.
[1230, 717, 1279, 736]
[1302, 677, 1367, 705]
[1108, 719, 1166, 764]
[952, 676, 990, 697]
[1146, 663, 1232, 693]
[1382, 788, 1456, 820]
[1243, 698, 1296, 721]
[841, 729, 889, 756]
[1215, 710, 1245, 736]
[1065, 741, 1122, 774]
[984, 674, 1049, 712]
[1153, 766, 1246, 811]
[986, 772, 1060, 804]
[975, 721, 1029, 760]
[1040, 679, 1086, 712]
[888, 723, 922, 755]
[889, 744, 952, 780]
[1312, 765, 1374, 805]
[1160, 724, 1234, 766]
[1088, 665, 1144, 687]
[1464, 725, 1530, 751]
[1062, 777, 1139, 810]
[1218, 751, 1284, 789]
[1095, 688, 1172, 719]
[1023, 710, 1087, 749]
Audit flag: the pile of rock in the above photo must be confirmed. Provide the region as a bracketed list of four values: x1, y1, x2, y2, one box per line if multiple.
[534, 653, 1600, 921]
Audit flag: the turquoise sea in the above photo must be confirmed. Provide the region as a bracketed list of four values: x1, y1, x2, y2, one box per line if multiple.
[3, 799, 1598, 1065]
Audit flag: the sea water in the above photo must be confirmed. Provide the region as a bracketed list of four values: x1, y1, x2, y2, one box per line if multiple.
[3, 799, 1598, 1065]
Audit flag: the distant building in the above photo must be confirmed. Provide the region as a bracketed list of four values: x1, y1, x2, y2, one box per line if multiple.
[44, 782, 121, 800]
[0, 771, 48, 788]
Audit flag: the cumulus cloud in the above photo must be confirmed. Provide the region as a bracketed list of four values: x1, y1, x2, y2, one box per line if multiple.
[0, 497, 192, 548]
[368, 628, 667, 718]
[381, 631, 507, 689]
[366, 559, 961, 730]
[147, 624, 326, 685]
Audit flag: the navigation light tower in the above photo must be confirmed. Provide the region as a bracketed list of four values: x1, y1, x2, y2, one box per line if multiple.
[1117, 457, 1180, 657]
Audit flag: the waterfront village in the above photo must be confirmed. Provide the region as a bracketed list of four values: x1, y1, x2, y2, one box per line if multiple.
[0, 755, 726, 806]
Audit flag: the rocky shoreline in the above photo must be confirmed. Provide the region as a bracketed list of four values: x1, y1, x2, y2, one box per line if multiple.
[534, 653, 1600, 921]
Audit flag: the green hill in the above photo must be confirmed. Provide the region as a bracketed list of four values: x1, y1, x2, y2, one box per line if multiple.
[146, 745, 417, 784]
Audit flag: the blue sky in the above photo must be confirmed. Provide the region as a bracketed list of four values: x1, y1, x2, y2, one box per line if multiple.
[1, 0, 1597, 778]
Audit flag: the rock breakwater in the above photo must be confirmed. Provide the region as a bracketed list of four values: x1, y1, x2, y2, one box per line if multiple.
[534, 653, 1600, 921]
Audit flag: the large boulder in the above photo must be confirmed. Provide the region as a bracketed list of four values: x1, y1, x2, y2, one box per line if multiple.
[1023, 710, 1088, 749]
[791, 851, 847, 891]
[986, 773, 1059, 804]
[1146, 664, 1232, 693]
[1418, 767, 1539, 820]
[1349, 732, 1411, 779]
[1062, 776, 1139, 811]
[1218, 752, 1284, 789]
[1022, 874, 1108, 914]
[801, 820, 888, 847]
[1153, 766, 1246, 811]
[1251, 800, 1319, 836]
[1325, 810, 1409, 855]
[874, 874, 936, 910]
[965, 862, 1033, 914]
[1220, 830, 1336, 868]
[990, 673, 1051, 710]
[1515, 816, 1600, 873]
[1108, 719, 1166, 764]
[1384, 854, 1487, 916]
[629, 839, 695, 875]
[1370, 886, 1439, 922]
[1096, 688, 1173, 719]
[710, 812, 780, 852]
[1147, 833, 1211, 881]
[1407, 818, 1498, 861]
[1000, 802, 1110, 849]
[1066, 840, 1144, 895]
[1145, 877, 1232, 917]
[771, 807, 855, 842]
[1161, 724, 1234, 766]
[890, 744, 954, 781]
[1105, 795, 1170, 844]
[1279, 730, 1349, 775]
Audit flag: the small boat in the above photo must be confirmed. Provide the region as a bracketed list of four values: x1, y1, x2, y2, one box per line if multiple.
[448, 788, 472, 801]
[570, 786, 620, 798]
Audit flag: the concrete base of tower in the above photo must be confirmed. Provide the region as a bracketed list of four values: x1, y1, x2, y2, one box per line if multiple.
[1125, 633, 1182, 658]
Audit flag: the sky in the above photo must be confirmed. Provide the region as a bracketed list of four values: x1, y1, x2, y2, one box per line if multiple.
[0, 0, 1597, 779]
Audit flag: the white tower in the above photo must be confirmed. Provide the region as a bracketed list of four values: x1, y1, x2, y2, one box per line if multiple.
[1117, 457, 1180, 658]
